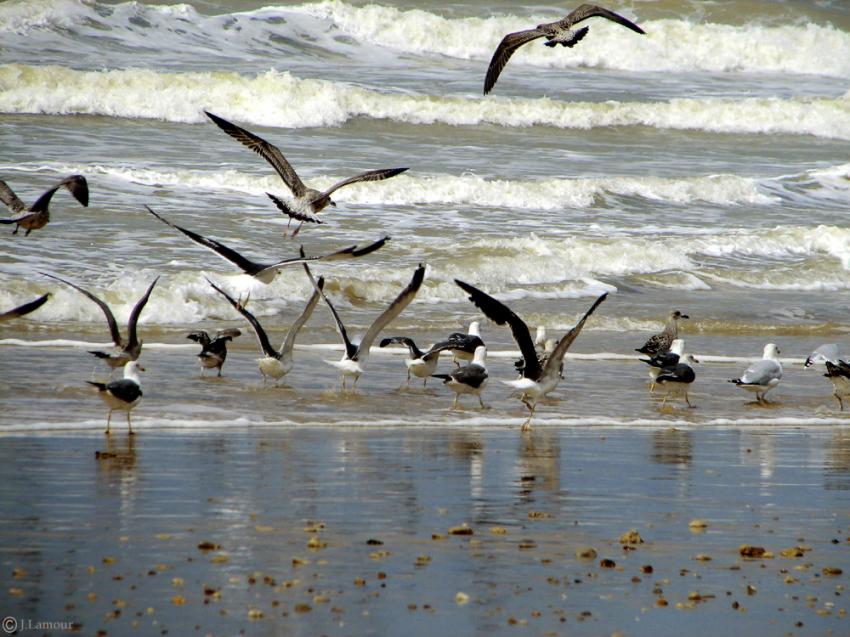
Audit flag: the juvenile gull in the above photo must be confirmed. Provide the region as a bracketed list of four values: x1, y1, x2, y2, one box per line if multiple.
[655, 353, 698, 408]
[42, 273, 158, 370]
[430, 321, 484, 367]
[86, 360, 144, 435]
[483, 4, 645, 95]
[304, 261, 426, 390]
[205, 111, 408, 235]
[636, 310, 689, 356]
[207, 277, 323, 384]
[146, 205, 388, 284]
[456, 278, 607, 430]
[379, 336, 446, 387]
[0, 175, 88, 235]
[0, 293, 50, 322]
[432, 345, 489, 409]
[824, 361, 850, 411]
[187, 328, 242, 377]
[640, 337, 685, 391]
[729, 343, 783, 404]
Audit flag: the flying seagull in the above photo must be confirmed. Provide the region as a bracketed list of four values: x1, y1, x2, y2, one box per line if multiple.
[0, 293, 50, 322]
[145, 205, 388, 284]
[87, 360, 144, 435]
[824, 361, 850, 411]
[304, 260, 426, 390]
[429, 321, 484, 367]
[204, 111, 408, 235]
[187, 328, 242, 377]
[379, 336, 447, 387]
[42, 273, 158, 370]
[729, 343, 783, 404]
[456, 278, 607, 430]
[636, 310, 689, 356]
[432, 345, 489, 409]
[0, 175, 89, 235]
[655, 353, 698, 408]
[207, 276, 323, 384]
[483, 4, 646, 95]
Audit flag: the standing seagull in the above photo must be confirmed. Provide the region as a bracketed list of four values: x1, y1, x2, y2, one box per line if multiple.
[204, 111, 408, 234]
[304, 262, 426, 390]
[207, 277, 323, 384]
[0, 293, 50, 322]
[729, 343, 783, 404]
[0, 175, 89, 235]
[640, 337, 685, 391]
[432, 345, 489, 409]
[187, 328, 242, 377]
[823, 361, 850, 411]
[430, 321, 484, 367]
[42, 273, 158, 370]
[636, 310, 689, 356]
[655, 353, 698, 408]
[456, 279, 606, 429]
[87, 361, 144, 435]
[379, 336, 446, 387]
[483, 4, 646, 95]
[146, 206, 388, 283]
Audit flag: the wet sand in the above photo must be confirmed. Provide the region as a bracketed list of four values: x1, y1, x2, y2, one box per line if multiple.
[1, 426, 848, 636]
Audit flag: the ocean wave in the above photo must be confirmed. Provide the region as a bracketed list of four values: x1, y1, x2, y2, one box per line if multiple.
[2, 1, 850, 79]
[2, 64, 848, 139]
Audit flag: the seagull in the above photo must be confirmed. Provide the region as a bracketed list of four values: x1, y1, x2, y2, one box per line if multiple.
[655, 353, 699, 408]
[455, 278, 606, 429]
[432, 345, 489, 409]
[304, 261, 426, 390]
[145, 205, 388, 284]
[483, 4, 646, 95]
[379, 336, 446, 387]
[429, 321, 484, 367]
[187, 328, 242, 376]
[729, 343, 783, 404]
[804, 343, 845, 368]
[86, 361, 144, 435]
[636, 310, 689, 356]
[0, 293, 50, 322]
[823, 361, 850, 411]
[206, 276, 323, 384]
[42, 273, 158, 370]
[204, 111, 409, 235]
[514, 325, 557, 377]
[0, 175, 89, 235]
[640, 338, 685, 391]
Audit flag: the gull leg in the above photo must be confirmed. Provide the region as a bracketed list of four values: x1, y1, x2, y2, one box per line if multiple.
[284, 217, 293, 238]
[520, 402, 535, 432]
[105, 411, 112, 435]
[836, 393, 844, 411]
[423, 377, 427, 388]
[686, 391, 695, 408]
[649, 381, 656, 392]
[478, 393, 486, 409]
[292, 221, 304, 238]
[127, 411, 134, 436]
[406, 369, 411, 386]
[660, 392, 669, 408]
[452, 394, 459, 410]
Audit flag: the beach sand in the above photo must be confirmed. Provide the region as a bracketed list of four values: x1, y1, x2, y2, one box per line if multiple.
[1, 426, 848, 636]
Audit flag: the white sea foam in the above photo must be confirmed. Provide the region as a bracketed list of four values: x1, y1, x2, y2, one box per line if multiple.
[1, 65, 848, 139]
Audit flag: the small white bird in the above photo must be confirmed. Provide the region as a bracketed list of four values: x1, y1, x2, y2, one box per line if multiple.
[432, 345, 489, 409]
[655, 353, 698, 408]
[379, 336, 444, 387]
[729, 343, 783, 404]
[87, 361, 144, 435]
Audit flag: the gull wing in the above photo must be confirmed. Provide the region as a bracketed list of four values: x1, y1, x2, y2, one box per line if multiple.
[561, 4, 645, 34]
[740, 359, 782, 385]
[321, 167, 409, 199]
[41, 272, 123, 347]
[0, 293, 50, 322]
[252, 236, 390, 282]
[541, 293, 607, 382]
[29, 175, 89, 213]
[187, 330, 212, 346]
[205, 111, 308, 198]
[455, 278, 540, 379]
[125, 277, 160, 351]
[146, 205, 263, 276]
[206, 278, 278, 359]
[0, 180, 27, 213]
[301, 258, 357, 360]
[483, 28, 546, 95]
[214, 327, 242, 340]
[380, 336, 424, 359]
[280, 273, 324, 357]
[356, 264, 426, 360]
